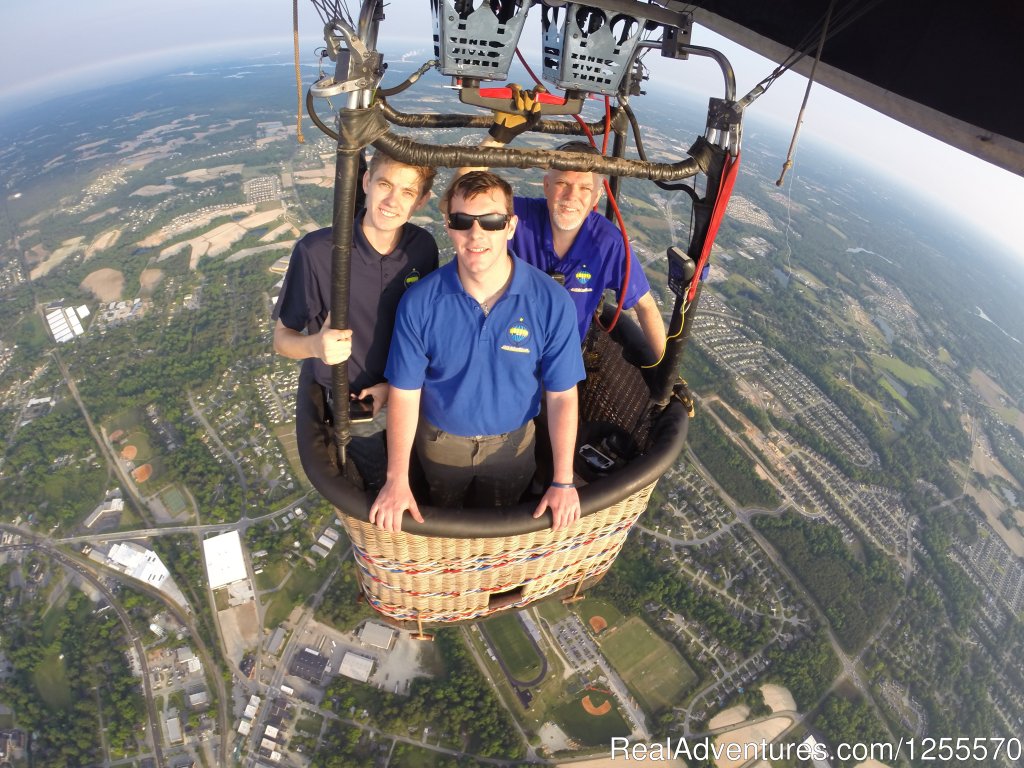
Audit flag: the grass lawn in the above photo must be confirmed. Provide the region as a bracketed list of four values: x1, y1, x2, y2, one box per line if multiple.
[256, 559, 291, 591]
[535, 598, 570, 624]
[263, 558, 332, 629]
[552, 690, 631, 745]
[41, 599, 68, 645]
[481, 613, 543, 683]
[574, 597, 626, 634]
[599, 616, 697, 713]
[871, 354, 941, 388]
[878, 376, 920, 419]
[214, 589, 230, 612]
[33, 650, 73, 710]
[295, 712, 323, 736]
[105, 408, 144, 435]
[391, 742, 457, 767]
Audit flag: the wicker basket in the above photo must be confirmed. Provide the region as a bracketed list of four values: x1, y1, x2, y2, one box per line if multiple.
[337, 480, 654, 622]
[297, 315, 687, 628]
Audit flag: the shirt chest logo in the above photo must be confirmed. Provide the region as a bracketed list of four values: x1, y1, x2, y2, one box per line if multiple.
[570, 266, 593, 293]
[501, 319, 531, 354]
[404, 269, 421, 287]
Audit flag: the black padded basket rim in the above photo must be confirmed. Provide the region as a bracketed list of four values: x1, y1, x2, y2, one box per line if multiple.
[296, 369, 687, 541]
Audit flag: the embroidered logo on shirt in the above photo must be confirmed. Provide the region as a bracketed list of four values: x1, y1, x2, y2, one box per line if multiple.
[571, 266, 593, 293]
[501, 319, 531, 354]
[404, 269, 421, 287]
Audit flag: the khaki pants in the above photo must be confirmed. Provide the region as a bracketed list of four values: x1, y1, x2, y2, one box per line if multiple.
[414, 419, 536, 508]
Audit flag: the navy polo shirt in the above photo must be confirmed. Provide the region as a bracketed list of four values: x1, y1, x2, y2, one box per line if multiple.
[385, 256, 585, 437]
[511, 196, 652, 341]
[272, 215, 438, 391]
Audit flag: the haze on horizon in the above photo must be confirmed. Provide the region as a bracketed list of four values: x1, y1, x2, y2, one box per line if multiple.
[2, 0, 1023, 259]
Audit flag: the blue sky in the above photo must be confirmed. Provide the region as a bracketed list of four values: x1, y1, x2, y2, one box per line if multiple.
[2, 0, 1022, 258]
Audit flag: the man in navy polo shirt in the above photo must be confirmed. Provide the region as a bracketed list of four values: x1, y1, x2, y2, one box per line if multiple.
[465, 127, 667, 360]
[369, 171, 586, 533]
[272, 151, 438, 487]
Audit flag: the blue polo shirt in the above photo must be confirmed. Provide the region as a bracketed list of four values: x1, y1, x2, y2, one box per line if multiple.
[272, 217, 438, 391]
[511, 196, 651, 341]
[385, 256, 585, 437]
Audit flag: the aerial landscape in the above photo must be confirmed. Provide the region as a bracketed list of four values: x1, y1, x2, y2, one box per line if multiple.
[1, 23, 1023, 768]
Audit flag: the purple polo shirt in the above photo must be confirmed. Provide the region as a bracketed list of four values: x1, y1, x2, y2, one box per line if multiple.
[511, 196, 651, 341]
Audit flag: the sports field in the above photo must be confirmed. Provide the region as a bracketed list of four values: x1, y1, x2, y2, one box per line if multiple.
[575, 598, 626, 633]
[483, 613, 543, 682]
[598, 616, 697, 713]
[157, 484, 189, 516]
[553, 690, 631, 745]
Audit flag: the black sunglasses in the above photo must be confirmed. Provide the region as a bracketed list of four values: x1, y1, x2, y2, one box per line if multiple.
[447, 212, 511, 231]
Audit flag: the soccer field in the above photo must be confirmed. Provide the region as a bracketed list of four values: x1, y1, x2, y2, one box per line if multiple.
[599, 616, 698, 712]
[482, 613, 543, 683]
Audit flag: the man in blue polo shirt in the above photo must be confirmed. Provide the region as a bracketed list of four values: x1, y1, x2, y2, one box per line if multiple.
[465, 123, 667, 360]
[369, 171, 585, 533]
[272, 151, 438, 487]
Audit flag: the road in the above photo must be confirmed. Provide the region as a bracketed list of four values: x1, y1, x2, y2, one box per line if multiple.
[1, 540, 165, 767]
[51, 350, 154, 527]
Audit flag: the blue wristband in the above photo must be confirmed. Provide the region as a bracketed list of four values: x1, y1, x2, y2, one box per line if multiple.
[550, 481, 576, 489]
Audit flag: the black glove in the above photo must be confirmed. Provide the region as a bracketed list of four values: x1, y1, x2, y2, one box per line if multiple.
[488, 83, 545, 144]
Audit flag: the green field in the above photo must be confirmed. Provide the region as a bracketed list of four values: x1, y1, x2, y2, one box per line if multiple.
[483, 613, 543, 683]
[535, 598, 570, 624]
[391, 742, 458, 768]
[575, 598, 626, 633]
[553, 690, 631, 745]
[599, 616, 697, 713]
[263, 558, 332, 629]
[33, 650, 72, 710]
[871, 354, 941, 388]
[878, 376, 920, 418]
[295, 712, 324, 736]
[275, 423, 308, 487]
[157, 484, 189, 516]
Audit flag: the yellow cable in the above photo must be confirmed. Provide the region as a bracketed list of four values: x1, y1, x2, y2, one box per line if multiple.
[293, 0, 306, 144]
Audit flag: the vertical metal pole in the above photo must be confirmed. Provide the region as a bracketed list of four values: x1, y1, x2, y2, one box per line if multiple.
[328, 1, 384, 468]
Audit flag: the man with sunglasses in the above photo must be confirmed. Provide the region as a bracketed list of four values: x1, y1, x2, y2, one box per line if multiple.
[369, 171, 585, 533]
[272, 151, 438, 488]
[466, 106, 667, 360]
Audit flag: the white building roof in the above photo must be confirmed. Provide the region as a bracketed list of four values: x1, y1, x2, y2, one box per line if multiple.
[238, 720, 252, 735]
[108, 542, 171, 587]
[166, 716, 182, 743]
[310, 544, 330, 558]
[265, 725, 279, 739]
[339, 652, 374, 682]
[360, 622, 396, 650]
[202, 531, 248, 589]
